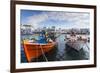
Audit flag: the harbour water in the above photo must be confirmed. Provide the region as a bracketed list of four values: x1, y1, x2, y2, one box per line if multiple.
[21, 34, 89, 63]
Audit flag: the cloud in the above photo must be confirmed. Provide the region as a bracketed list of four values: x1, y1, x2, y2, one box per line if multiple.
[24, 11, 90, 29]
[26, 13, 48, 28]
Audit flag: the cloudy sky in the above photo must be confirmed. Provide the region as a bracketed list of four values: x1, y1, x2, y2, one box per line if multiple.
[21, 10, 90, 29]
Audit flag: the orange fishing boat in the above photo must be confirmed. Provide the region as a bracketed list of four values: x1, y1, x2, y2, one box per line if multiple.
[23, 40, 56, 62]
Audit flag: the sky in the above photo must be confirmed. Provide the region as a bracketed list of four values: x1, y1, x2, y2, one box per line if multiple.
[21, 9, 90, 29]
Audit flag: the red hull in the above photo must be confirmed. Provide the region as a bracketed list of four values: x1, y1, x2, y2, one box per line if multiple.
[23, 40, 56, 62]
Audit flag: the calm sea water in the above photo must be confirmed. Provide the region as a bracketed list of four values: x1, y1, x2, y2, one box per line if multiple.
[21, 34, 89, 62]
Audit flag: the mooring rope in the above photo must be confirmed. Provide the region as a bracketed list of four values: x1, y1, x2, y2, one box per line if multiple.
[85, 43, 89, 50]
[40, 44, 48, 62]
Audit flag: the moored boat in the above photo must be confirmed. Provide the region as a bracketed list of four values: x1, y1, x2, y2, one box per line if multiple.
[65, 31, 89, 51]
[23, 40, 56, 62]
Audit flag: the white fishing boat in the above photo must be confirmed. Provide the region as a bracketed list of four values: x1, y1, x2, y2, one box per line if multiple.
[65, 31, 89, 51]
